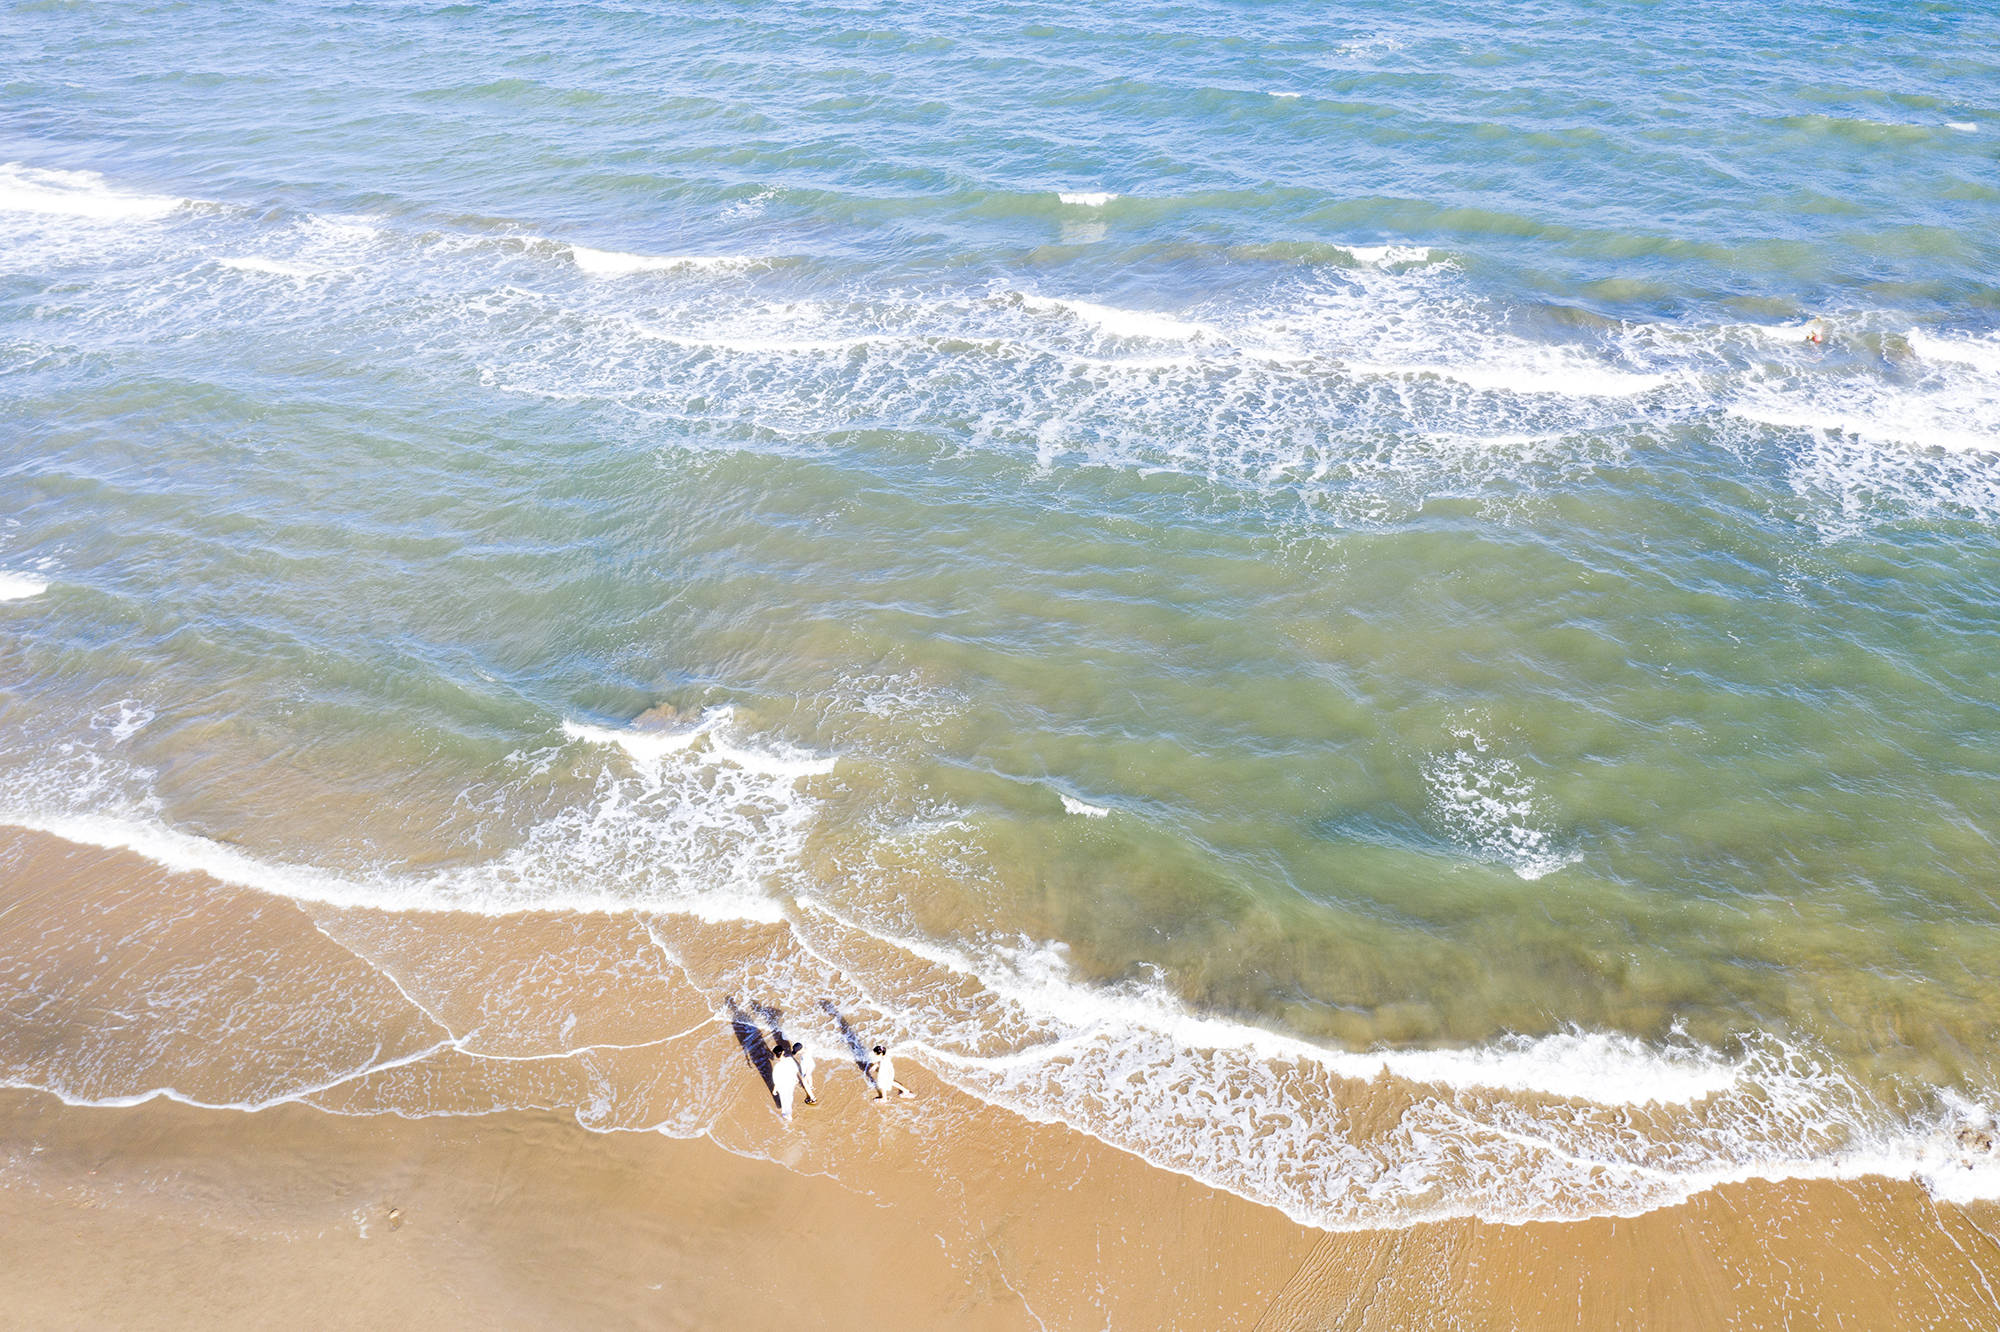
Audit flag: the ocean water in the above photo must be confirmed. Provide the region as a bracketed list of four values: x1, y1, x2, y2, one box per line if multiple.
[3, 0, 1999, 1229]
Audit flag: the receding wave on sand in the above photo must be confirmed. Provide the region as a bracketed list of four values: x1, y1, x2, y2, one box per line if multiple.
[1, 771, 1993, 1237]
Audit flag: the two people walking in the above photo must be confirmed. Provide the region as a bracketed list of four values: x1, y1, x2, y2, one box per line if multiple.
[730, 996, 916, 1123]
[768, 1034, 914, 1122]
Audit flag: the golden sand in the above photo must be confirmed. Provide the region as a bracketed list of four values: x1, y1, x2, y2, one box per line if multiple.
[0, 829, 1996, 1327]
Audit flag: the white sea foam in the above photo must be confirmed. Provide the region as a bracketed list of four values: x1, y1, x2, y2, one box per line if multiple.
[1057, 191, 1116, 207]
[641, 328, 895, 356]
[570, 245, 750, 277]
[1058, 793, 1109, 818]
[293, 214, 386, 253]
[1746, 320, 1820, 342]
[218, 256, 320, 277]
[1423, 728, 1575, 880]
[1908, 328, 2000, 377]
[562, 716, 709, 764]
[1913, 1152, 2000, 1204]
[786, 899, 2000, 1226]
[1019, 293, 1209, 342]
[1, 799, 791, 925]
[1733, 389, 2000, 457]
[88, 700, 154, 743]
[844, 674, 968, 723]
[1360, 352, 1673, 399]
[721, 187, 778, 221]
[793, 898, 1741, 1107]
[1269, 90, 1302, 100]
[707, 736, 838, 778]
[0, 704, 833, 924]
[1716, 320, 2000, 532]
[13, 166, 1979, 542]
[373, 248, 1980, 539]
[1341, 243, 1432, 268]
[0, 163, 186, 222]
[0, 572, 48, 601]
[1, 1039, 460, 1116]
[1777, 427, 2000, 537]
[1946, 121, 1977, 133]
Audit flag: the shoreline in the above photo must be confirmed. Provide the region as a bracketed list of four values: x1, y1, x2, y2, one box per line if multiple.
[1, 826, 1997, 1325]
[3, 817, 1995, 1227]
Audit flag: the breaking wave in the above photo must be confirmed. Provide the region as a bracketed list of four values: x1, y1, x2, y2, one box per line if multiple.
[0, 162, 188, 223]
[0, 572, 49, 601]
[9, 158, 1999, 534]
[0, 713, 1993, 1230]
[568, 244, 756, 277]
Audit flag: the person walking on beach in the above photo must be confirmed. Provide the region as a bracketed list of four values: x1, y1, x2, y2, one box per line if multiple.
[787, 1040, 819, 1106]
[769, 1035, 801, 1121]
[868, 1043, 915, 1101]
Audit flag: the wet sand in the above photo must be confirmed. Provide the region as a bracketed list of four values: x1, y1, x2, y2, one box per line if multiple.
[7, 1086, 1999, 1329]
[1, 829, 1997, 1328]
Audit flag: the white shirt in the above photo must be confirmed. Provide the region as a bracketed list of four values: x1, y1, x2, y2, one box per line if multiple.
[771, 1052, 800, 1108]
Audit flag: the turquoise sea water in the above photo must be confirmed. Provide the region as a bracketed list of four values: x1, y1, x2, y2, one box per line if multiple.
[3, 0, 1999, 1227]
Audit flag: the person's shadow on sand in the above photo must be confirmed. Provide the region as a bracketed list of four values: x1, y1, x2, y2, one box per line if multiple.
[726, 996, 777, 1094]
[819, 999, 873, 1081]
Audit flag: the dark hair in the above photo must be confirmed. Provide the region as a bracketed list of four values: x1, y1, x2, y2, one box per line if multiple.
[872, 1044, 887, 1056]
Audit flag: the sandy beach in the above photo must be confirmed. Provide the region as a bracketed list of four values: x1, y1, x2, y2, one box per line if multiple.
[2, 828, 1995, 1329]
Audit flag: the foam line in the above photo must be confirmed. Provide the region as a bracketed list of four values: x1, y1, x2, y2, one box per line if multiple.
[1355, 356, 1672, 399]
[793, 897, 1738, 1105]
[444, 1019, 723, 1063]
[218, 255, 320, 277]
[640, 328, 900, 355]
[706, 736, 838, 778]
[569, 244, 751, 276]
[1019, 293, 1209, 342]
[564, 708, 837, 779]
[562, 717, 707, 763]
[306, 918, 461, 1038]
[0, 1039, 457, 1115]
[1340, 243, 1432, 267]
[0, 808, 786, 923]
[1730, 399, 1998, 456]
[0, 1013, 725, 1110]
[1908, 329, 2000, 376]
[0, 163, 186, 222]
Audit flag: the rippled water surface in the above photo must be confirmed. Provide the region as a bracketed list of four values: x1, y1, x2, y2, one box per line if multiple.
[3, 0, 1999, 1227]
